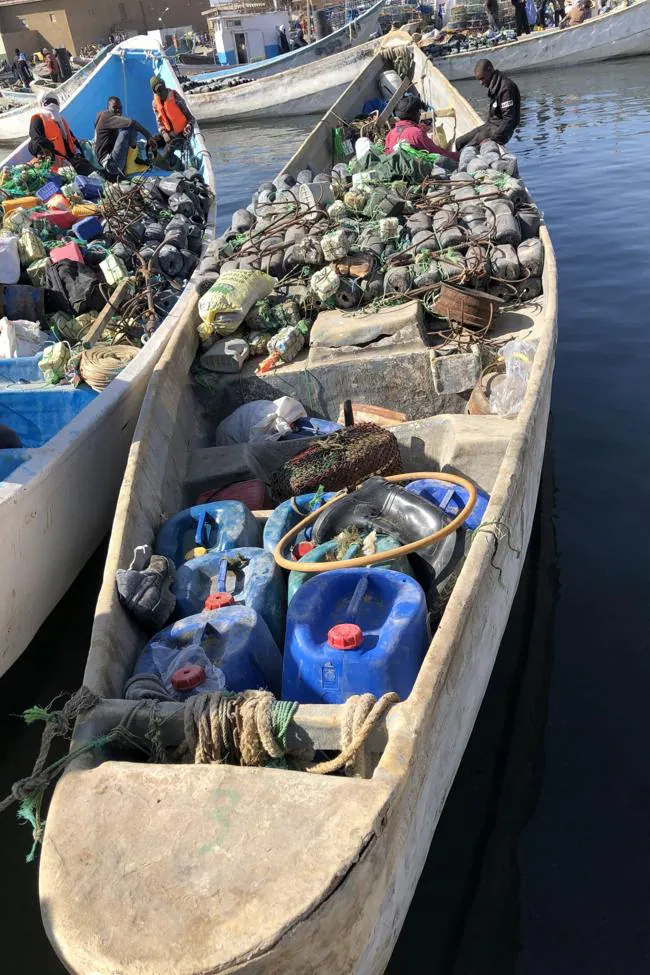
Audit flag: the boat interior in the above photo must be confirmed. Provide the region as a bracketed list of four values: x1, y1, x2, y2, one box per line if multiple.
[74, 45, 554, 777]
[0, 42, 213, 488]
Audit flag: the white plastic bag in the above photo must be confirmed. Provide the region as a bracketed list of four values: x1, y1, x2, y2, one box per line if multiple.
[215, 396, 307, 446]
[0, 235, 21, 285]
[490, 338, 539, 417]
[0, 317, 49, 359]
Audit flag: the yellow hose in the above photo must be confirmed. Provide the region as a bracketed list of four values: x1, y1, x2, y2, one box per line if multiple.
[273, 472, 477, 573]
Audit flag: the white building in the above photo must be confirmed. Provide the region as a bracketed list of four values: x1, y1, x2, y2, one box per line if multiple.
[206, 8, 290, 65]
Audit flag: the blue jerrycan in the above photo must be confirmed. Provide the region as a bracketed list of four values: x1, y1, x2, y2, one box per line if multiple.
[287, 533, 413, 603]
[155, 501, 261, 567]
[263, 491, 336, 553]
[174, 546, 286, 647]
[405, 478, 490, 531]
[282, 568, 429, 704]
[134, 605, 283, 697]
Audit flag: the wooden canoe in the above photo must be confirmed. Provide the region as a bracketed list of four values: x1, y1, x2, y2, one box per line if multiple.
[0, 36, 216, 677]
[39, 42, 557, 975]
[187, 41, 378, 123]
[190, 0, 386, 85]
[433, 0, 650, 81]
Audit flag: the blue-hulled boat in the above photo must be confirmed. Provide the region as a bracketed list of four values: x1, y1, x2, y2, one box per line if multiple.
[0, 35, 216, 677]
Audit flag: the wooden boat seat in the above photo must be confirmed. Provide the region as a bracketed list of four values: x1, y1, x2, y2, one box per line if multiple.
[41, 759, 392, 974]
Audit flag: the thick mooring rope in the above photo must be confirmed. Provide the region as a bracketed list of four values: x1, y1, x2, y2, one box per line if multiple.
[306, 692, 400, 776]
[179, 690, 299, 768]
[79, 344, 138, 391]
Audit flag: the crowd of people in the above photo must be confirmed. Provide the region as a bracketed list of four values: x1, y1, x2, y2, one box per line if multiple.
[26, 73, 194, 179]
[485, 0, 596, 35]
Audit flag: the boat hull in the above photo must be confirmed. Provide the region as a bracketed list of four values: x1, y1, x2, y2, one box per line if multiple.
[188, 43, 376, 122]
[193, 0, 385, 84]
[38, 44, 557, 975]
[0, 39, 215, 677]
[434, 0, 650, 80]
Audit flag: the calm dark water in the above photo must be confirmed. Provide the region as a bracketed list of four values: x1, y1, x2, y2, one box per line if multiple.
[2, 57, 650, 972]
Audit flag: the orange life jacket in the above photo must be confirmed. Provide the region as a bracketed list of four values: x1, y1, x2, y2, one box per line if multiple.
[34, 112, 76, 159]
[153, 91, 188, 135]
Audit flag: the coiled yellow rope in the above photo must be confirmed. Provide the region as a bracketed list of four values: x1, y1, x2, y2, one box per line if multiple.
[80, 344, 138, 391]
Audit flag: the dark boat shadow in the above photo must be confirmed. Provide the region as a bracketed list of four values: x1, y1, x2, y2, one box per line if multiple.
[388, 433, 559, 975]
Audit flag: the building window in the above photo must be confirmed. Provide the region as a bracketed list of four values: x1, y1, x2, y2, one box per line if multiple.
[118, 2, 126, 19]
[49, 12, 56, 21]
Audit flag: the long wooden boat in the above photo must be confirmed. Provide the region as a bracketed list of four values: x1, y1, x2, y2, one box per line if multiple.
[191, 0, 386, 85]
[39, 41, 556, 975]
[433, 0, 650, 80]
[0, 46, 113, 145]
[0, 36, 216, 677]
[187, 40, 377, 123]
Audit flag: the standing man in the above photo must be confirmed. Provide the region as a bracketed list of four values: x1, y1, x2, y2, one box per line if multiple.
[511, 0, 531, 33]
[12, 49, 32, 87]
[486, 0, 501, 31]
[42, 48, 62, 84]
[455, 59, 521, 150]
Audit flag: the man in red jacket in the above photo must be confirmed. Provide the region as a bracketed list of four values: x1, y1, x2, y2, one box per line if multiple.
[384, 96, 458, 161]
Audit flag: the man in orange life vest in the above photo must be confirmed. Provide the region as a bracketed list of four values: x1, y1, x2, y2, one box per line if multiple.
[28, 91, 94, 174]
[150, 75, 194, 164]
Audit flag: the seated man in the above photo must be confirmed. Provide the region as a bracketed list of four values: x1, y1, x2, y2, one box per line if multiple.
[28, 92, 94, 174]
[384, 95, 458, 160]
[455, 59, 520, 151]
[150, 75, 194, 158]
[95, 96, 156, 176]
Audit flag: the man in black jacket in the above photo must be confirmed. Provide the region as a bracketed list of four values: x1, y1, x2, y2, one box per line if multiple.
[456, 59, 521, 151]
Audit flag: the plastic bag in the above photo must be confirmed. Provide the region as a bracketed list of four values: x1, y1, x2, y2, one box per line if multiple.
[0, 317, 49, 358]
[0, 235, 21, 285]
[38, 342, 70, 384]
[490, 338, 539, 417]
[215, 396, 307, 446]
[198, 269, 276, 335]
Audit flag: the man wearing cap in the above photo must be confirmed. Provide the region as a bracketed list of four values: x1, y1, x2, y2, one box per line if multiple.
[384, 95, 459, 160]
[28, 91, 93, 174]
[455, 59, 521, 151]
[150, 75, 194, 146]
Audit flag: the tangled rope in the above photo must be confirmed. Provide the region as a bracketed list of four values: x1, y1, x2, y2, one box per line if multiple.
[307, 692, 399, 776]
[80, 344, 138, 391]
[178, 689, 399, 777]
[0, 687, 101, 860]
[179, 690, 298, 768]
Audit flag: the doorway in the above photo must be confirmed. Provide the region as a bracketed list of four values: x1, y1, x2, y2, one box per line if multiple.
[233, 32, 248, 64]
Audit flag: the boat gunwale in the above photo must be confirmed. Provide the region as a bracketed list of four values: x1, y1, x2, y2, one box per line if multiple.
[432, 0, 650, 67]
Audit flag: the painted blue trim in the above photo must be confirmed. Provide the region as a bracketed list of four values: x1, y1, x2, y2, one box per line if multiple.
[218, 49, 237, 65]
[264, 43, 280, 58]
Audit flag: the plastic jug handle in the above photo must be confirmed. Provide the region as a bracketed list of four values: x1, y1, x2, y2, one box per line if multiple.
[217, 556, 229, 592]
[194, 510, 216, 548]
[346, 575, 368, 623]
[440, 487, 456, 511]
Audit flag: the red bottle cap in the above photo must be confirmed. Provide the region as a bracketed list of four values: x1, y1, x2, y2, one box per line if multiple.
[327, 623, 363, 650]
[204, 592, 235, 610]
[293, 540, 315, 559]
[171, 664, 206, 691]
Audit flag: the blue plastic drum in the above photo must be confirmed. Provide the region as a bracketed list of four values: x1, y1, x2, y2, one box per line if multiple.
[174, 546, 286, 647]
[283, 568, 428, 704]
[155, 501, 262, 567]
